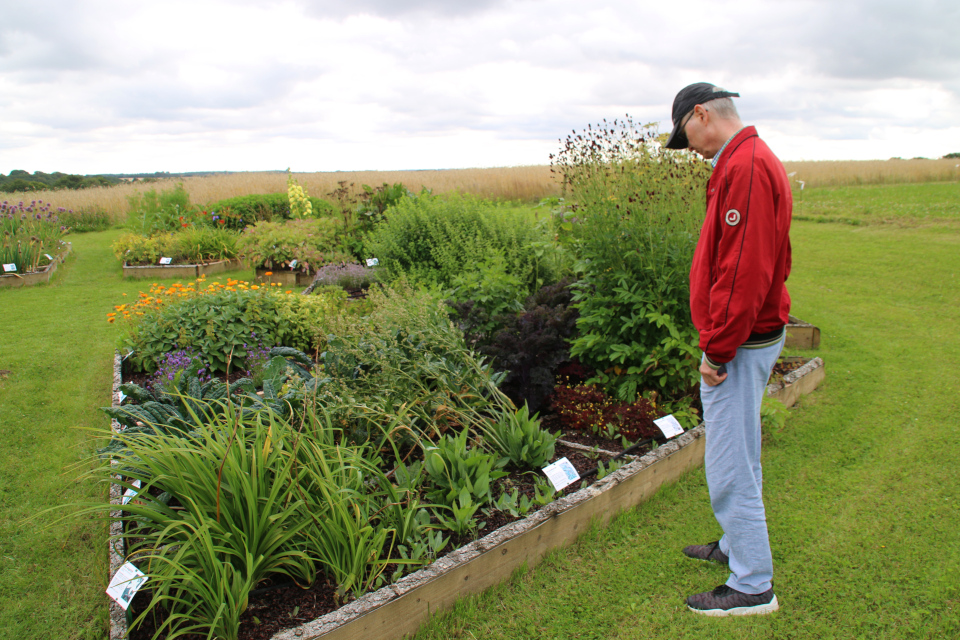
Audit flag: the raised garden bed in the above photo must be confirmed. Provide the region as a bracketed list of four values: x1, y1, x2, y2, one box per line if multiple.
[0, 243, 71, 289]
[767, 356, 825, 408]
[106, 350, 825, 640]
[785, 315, 821, 349]
[122, 258, 245, 279]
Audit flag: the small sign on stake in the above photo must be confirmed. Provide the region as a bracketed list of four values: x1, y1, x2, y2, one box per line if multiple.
[653, 414, 684, 439]
[117, 390, 127, 405]
[44, 253, 54, 261]
[366, 258, 379, 267]
[158, 257, 172, 265]
[106, 562, 148, 610]
[121, 479, 142, 505]
[289, 259, 298, 269]
[2, 263, 17, 272]
[542, 457, 580, 492]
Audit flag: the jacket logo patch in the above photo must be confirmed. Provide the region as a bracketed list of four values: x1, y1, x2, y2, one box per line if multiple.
[725, 209, 741, 226]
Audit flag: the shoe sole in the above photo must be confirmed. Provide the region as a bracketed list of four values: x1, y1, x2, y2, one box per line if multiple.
[687, 595, 779, 617]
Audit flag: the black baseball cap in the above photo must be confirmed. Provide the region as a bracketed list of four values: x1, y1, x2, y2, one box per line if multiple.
[664, 82, 740, 150]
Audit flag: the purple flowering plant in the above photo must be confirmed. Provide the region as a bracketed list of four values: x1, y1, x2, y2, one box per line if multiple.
[1, 199, 69, 273]
[148, 348, 212, 394]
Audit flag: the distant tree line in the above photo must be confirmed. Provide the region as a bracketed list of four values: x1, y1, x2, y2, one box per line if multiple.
[0, 170, 121, 193]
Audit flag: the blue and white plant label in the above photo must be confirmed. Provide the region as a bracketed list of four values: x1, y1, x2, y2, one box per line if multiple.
[366, 258, 379, 267]
[542, 457, 580, 491]
[654, 414, 684, 439]
[2, 263, 16, 272]
[106, 562, 148, 610]
[159, 257, 172, 265]
[289, 259, 298, 269]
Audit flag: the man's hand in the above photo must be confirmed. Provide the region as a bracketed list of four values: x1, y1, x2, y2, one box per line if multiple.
[700, 360, 728, 386]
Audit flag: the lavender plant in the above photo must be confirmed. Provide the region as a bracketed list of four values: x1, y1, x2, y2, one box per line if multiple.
[147, 348, 211, 394]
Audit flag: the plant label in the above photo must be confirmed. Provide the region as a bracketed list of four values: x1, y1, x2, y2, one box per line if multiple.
[44, 254, 53, 261]
[121, 479, 141, 505]
[289, 259, 298, 269]
[2, 263, 16, 272]
[366, 258, 379, 267]
[159, 257, 172, 265]
[654, 415, 684, 439]
[117, 390, 127, 405]
[122, 350, 135, 362]
[106, 562, 148, 610]
[542, 457, 580, 491]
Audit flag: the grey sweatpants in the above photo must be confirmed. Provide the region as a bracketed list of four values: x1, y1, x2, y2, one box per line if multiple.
[700, 338, 784, 594]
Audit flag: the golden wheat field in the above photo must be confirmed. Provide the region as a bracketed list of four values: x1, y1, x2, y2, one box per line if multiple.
[4, 159, 957, 222]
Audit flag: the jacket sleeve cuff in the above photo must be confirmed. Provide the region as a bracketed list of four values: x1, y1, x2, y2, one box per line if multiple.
[703, 354, 724, 370]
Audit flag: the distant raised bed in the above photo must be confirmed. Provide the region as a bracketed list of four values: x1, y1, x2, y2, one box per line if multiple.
[0, 243, 71, 289]
[122, 258, 244, 279]
[767, 356, 825, 407]
[785, 315, 821, 349]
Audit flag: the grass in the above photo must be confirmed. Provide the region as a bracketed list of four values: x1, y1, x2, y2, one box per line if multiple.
[793, 182, 960, 227]
[2, 185, 959, 639]
[411, 200, 960, 638]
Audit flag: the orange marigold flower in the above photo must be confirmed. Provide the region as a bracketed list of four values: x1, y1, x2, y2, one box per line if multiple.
[107, 318, 115, 323]
[285, 290, 292, 294]
[264, 272, 273, 276]
[106, 313, 116, 317]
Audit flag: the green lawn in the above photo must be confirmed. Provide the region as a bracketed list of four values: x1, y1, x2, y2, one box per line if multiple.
[1, 185, 959, 639]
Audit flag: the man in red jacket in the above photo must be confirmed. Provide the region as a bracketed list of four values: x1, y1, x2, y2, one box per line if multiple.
[664, 82, 792, 616]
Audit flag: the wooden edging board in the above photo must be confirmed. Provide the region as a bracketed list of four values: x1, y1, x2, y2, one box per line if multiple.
[785, 315, 821, 350]
[0, 243, 71, 289]
[122, 258, 244, 279]
[766, 356, 825, 408]
[106, 351, 826, 640]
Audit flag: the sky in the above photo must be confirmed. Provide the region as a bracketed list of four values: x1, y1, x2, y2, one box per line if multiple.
[1, 0, 958, 174]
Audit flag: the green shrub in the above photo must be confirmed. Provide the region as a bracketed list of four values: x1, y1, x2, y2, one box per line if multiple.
[118, 283, 346, 373]
[112, 227, 239, 265]
[364, 193, 559, 292]
[58, 207, 111, 232]
[238, 218, 351, 273]
[552, 116, 711, 401]
[125, 183, 193, 235]
[205, 193, 335, 230]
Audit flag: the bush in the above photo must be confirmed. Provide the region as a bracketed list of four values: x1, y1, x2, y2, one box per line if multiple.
[310, 262, 379, 292]
[205, 193, 335, 230]
[364, 193, 559, 292]
[238, 218, 351, 274]
[112, 227, 240, 265]
[551, 116, 711, 401]
[113, 278, 346, 373]
[58, 207, 111, 233]
[449, 278, 579, 413]
[125, 183, 193, 235]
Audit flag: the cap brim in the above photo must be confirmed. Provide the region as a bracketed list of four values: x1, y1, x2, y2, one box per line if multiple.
[664, 125, 688, 150]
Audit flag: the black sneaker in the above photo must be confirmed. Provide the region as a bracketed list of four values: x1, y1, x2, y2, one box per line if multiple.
[682, 541, 729, 567]
[686, 584, 779, 617]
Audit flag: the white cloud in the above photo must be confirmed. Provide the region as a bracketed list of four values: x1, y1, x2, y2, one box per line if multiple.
[1, 0, 958, 174]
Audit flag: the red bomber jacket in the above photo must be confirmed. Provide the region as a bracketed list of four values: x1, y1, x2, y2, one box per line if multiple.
[689, 126, 792, 366]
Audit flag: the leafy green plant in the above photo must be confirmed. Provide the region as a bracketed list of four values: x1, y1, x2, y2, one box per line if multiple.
[364, 193, 558, 292]
[203, 192, 334, 230]
[58, 206, 111, 232]
[434, 493, 483, 537]
[112, 227, 239, 265]
[485, 404, 559, 470]
[760, 396, 789, 429]
[423, 429, 508, 507]
[115, 280, 345, 373]
[125, 183, 194, 235]
[0, 200, 68, 274]
[238, 218, 351, 273]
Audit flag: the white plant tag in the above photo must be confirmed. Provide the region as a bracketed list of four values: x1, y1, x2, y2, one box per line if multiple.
[654, 414, 684, 439]
[2, 263, 16, 272]
[45, 253, 53, 260]
[542, 457, 580, 492]
[117, 390, 127, 405]
[121, 479, 142, 505]
[289, 259, 298, 269]
[106, 562, 148, 610]
[366, 258, 379, 267]
[159, 257, 172, 265]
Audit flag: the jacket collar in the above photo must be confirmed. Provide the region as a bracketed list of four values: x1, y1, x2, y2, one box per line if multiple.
[711, 126, 758, 174]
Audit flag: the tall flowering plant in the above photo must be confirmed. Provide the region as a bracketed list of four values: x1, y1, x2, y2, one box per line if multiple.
[287, 171, 313, 220]
[1, 200, 69, 274]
